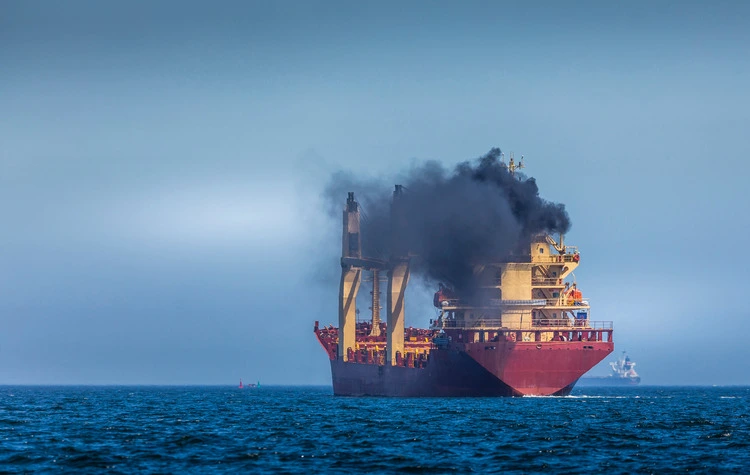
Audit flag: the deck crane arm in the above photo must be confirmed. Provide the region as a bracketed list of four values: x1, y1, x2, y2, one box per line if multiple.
[545, 234, 566, 254]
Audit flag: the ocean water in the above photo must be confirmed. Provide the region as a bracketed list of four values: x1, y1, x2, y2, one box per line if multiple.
[1, 385, 748, 474]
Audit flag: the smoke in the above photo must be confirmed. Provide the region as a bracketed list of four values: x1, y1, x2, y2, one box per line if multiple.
[325, 148, 570, 297]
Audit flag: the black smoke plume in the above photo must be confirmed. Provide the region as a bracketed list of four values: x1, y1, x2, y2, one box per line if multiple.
[325, 148, 570, 298]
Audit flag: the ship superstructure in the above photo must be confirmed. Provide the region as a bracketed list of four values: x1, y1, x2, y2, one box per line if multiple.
[610, 352, 639, 381]
[315, 183, 614, 397]
[577, 351, 640, 387]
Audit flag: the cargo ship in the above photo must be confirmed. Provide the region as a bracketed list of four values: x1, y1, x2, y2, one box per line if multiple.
[315, 162, 614, 397]
[576, 351, 640, 387]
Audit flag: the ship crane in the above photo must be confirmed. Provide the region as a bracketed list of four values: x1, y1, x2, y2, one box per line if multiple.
[545, 233, 566, 255]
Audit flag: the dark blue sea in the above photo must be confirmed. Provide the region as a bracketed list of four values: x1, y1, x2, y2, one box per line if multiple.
[1, 386, 748, 474]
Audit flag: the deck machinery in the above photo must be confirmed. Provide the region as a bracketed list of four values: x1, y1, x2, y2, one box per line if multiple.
[315, 187, 614, 396]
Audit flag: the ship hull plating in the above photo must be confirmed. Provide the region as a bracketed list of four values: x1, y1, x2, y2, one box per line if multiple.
[329, 341, 613, 397]
[575, 376, 640, 387]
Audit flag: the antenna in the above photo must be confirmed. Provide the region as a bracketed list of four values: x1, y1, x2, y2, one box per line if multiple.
[508, 152, 525, 177]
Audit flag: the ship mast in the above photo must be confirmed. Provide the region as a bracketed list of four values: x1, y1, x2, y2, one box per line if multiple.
[503, 152, 525, 178]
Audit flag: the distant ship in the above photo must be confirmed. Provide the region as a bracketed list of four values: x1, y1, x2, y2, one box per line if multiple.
[238, 379, 260, 389]
[576, 351, 640, 387]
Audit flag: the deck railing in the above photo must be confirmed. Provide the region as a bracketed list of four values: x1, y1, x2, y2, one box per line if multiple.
[533, 319, 612, 329]
[533, 254, 580, 264]
[437, 318, 612, 330]
[442, 298, 591, 309]
[537, 298, 591, 307]
[531, 277, 564, 286]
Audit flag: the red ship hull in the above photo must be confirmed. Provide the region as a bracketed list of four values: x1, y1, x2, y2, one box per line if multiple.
[328, 340, 613, 397]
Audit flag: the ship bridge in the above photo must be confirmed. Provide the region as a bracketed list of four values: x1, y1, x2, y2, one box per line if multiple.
[430, 233, 599, 341]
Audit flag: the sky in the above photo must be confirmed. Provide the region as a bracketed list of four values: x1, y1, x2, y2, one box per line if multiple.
[1, 0, 749, 385]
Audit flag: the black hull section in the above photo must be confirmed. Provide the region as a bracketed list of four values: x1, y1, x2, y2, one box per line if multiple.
[330, 348, 577, 397]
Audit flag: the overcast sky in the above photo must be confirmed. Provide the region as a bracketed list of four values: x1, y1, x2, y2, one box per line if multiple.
[1, 0, 749, 385]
